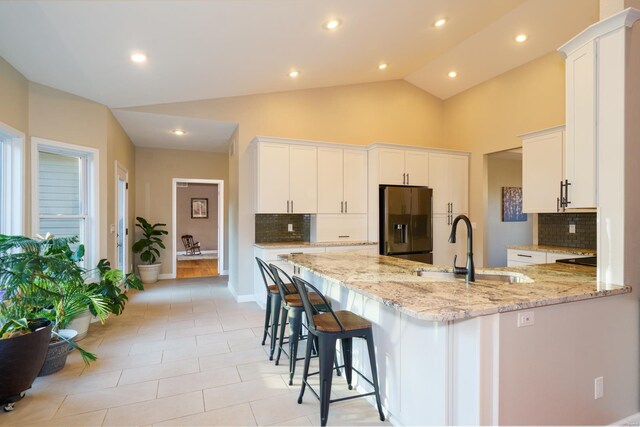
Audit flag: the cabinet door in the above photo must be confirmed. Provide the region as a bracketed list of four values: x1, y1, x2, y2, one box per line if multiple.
[522, 130, 564, 213]
[428, 153, 450, 214]
[432, 214, 454, 266]
[448, 155, 468, 214]
[289, 145, 318, 213]
[343, 149, 368, 214]
[378, 149, 405, 185]
[317, 148, 344, 214]
[257, 142, 290, 213]
[566, 41, 597, 208]
[404, 151, 429, 186]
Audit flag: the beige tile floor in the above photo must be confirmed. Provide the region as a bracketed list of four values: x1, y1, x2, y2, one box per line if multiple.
[0, 276, 390, 426]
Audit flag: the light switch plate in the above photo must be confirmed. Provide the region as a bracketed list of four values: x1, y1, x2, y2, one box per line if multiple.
[517, 311, 535, 327]
[569, 224, 576, 234]
[595, 376, 604, 399]
[288, 224, 294, 232]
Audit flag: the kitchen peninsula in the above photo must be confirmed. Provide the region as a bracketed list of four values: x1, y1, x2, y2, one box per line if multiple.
[282, 252, 632, 425]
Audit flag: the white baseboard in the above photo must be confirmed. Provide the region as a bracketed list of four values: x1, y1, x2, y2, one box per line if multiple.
[236, 294, 256, 303]
[220, 269, 229, 275]
[612, 412, 640, 426]
[158, 273, 176, 280]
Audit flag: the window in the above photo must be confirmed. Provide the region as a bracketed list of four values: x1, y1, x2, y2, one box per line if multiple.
[0, 123, 25, 236]
[32, 138, 98, 267]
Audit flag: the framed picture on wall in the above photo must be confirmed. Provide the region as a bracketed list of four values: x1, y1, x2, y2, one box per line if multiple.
[502, 187, 527, 222]
[191, 198, 208, 219]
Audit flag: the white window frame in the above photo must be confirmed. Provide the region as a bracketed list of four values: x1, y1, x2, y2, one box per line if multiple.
[31, 137, 99, 268]
[0, 121, 25, 236]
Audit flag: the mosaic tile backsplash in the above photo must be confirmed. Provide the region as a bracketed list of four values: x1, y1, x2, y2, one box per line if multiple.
[538, 213, 596, 249]
[255, 214, 311, 243]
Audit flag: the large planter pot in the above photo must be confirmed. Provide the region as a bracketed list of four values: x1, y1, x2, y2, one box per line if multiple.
[0, 319, 52, 411]
[38, 329, 77, 377]
[138, 263, 161, 284]
[67, 311, 92, 341]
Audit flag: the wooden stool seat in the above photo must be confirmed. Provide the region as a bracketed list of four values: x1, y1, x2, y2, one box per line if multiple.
[268, 283, 296, 294]
[284, 292, 325, 307]
[313, 311, 371, 332]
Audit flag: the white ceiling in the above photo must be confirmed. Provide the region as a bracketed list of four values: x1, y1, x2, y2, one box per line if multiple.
[0, 0, 598, 150]
[112, 110, 236, 153]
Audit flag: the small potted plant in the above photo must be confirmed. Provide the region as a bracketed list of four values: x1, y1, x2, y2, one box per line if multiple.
[132, 217, 168, 284]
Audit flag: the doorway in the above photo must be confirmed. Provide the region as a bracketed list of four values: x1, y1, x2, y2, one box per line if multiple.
[172, 178, 224, 279]
[115, 162, 128, 273]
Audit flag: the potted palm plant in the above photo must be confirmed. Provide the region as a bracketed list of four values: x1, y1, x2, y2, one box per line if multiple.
[132, 217, 168, 284]
[0, 234, 109, 377]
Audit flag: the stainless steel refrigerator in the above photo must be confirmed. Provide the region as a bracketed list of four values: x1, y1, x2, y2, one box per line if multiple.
[379, 185, 433, 264]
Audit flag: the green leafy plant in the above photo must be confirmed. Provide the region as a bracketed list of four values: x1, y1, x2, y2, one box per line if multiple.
[132, 217, 168, 265]
[91, 259, 143, 316]
[0, 234, 110, 363]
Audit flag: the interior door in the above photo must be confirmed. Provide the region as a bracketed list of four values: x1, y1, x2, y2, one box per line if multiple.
[404, 151, 429, 186]
[116, 164, 128, 273]
[317, 147, 344, 214]
[343, 149, 367, 214]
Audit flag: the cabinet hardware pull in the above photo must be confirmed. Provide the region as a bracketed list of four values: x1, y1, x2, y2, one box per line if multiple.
[287, 200, 290, 213]
[517, 254, 532, 258]
[407, 174, 409, 185]
[341, 201, 344, 213]
[338, 235, 350, 238]
[290, 251, 303, 255]
[345, 201, 348, 213]
[403, 173, 406, 185]
[564, 179, 571, 208]
[291, 200, 294, 212]
[557, 197, 560, 213]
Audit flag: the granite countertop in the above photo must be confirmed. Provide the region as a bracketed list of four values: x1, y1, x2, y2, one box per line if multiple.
[280, 252, 629, 322]
[254, 241, 377, 249]
[507, 244, 596, 256]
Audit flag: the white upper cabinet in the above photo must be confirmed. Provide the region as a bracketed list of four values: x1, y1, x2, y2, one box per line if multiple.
[564, 40, 597, 209]
[256, 141, 317, 213]
[378, 148, 430, 186]
[378, 148, 406, 185]
[342, 149, 367, 214]
[317, 148, 367, 214]
[404, 151, 430, 186]
[428, 153, 469, 215]
[521, 127, 565, 213]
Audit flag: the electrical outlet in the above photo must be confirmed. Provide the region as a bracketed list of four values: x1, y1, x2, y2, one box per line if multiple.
[569, 224, 576, 234]
[288, 224, 294, 232]
[517, 311, 535, 327]
[595, 376, 604, 399]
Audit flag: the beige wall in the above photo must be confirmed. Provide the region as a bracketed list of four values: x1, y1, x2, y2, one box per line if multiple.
[0, 56, 28, 134]
[107, 111, 136, 272]
[443, 52, 566, 266]
[130, 79, 445, 295]
[134, 147, 229, 275]
[485, 156, 533, 267]
[176, 183, 219, 251]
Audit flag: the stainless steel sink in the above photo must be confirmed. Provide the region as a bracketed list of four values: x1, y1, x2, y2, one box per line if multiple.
[417, 270, 533, 284]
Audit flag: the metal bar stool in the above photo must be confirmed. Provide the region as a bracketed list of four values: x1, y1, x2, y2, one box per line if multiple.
[255, 257, 295, 360]
[292, 276, 385, 427]
[270, 264, 337, 385]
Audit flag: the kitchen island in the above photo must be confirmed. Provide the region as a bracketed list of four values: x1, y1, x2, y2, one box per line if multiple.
[281, 252, 634, 425]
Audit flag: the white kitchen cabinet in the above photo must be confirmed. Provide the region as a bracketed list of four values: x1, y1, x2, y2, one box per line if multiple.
[256, 142, 317, 213]
[521, 127, 565, 213]
[429, 153, 469, 215]
[377, 148, 430, 186]
[432, 214, 468, 266]
[564, 40, 597, 209]
[311, 214, 368, 242]
[506, 248, 592, 267]
[318, 148, 367, 214]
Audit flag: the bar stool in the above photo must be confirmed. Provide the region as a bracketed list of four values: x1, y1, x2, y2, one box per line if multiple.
[292, 276, 385, 427]
[255, 257, 296, 360]
[270, 264, 335, 385]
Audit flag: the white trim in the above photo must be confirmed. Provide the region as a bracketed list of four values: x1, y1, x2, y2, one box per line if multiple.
[171, 178, 225, 279]
[235, 294, 256, 303]
[115, 161, 129, 274]
[251, 135, 367, 151]
[0, 121, 25, 235]
[367, 142, 471, 156]
[31, 137, 100, 268]
[158, 273, 174, 280]
[611, 412, 640, 426]
[220, 269, 229, 275]
[517, 124, 566, 139]
[558, 7, 640, 57]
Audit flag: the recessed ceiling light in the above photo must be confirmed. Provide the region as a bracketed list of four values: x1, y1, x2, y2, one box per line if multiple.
[323, 19, 342, 30]
[288, 70, 300, 78]
[515, 34, 528, 43]
[448, 70, 457, 78]
[378, 63, 388, 70]
[172, 129, 186, 136]
[130, 53, 147, 63]
[434, 18, 447, 28]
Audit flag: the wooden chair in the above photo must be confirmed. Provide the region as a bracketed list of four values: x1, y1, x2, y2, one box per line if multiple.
[181, 235, 201, 255]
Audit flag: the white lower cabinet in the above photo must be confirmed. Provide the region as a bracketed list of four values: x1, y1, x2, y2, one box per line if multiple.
[506, 248, 592, 267]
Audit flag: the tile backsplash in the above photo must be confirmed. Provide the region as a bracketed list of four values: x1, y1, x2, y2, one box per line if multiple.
[255, 214, 311, 243]
[538, 213, 596, 249]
